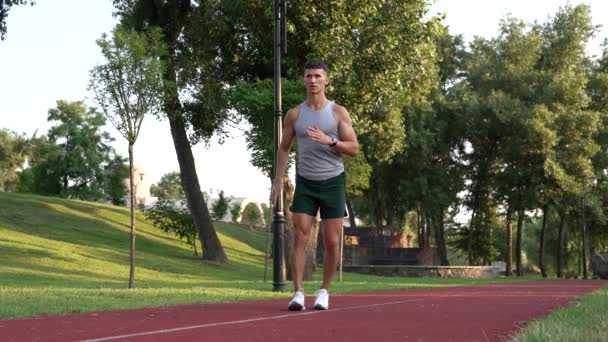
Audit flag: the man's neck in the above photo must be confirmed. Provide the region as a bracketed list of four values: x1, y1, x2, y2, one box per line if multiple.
[306, 94, 328, 111]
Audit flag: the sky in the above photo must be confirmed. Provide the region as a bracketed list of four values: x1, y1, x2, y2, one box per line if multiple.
[1, 0, 607, 204]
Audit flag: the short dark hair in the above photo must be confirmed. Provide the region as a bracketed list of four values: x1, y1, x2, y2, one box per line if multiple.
[304, 60, 329, 74]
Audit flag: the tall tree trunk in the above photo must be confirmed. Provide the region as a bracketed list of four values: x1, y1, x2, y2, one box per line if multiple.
[168, 111, 227, 261]
[417, 205, 424, 247]
[425, 210, 432, 247]
[516, 208, 524, 277]
[162, 42, 226, 261]
[434, 209, 449, 266]
[539, 205, 548, 278]
[375, 202, 383, 236]
[128, 142, 136, 288]
[63, 140, 70, 193]
[505, 207, 513, 277]
[485, 211, 493, 266]
[467, 209, 477, 266]
[386, 207, 394, 231]
[557, 214, 566, 278]
[139, 0, 226, 262]
[346, 194, 356, 228]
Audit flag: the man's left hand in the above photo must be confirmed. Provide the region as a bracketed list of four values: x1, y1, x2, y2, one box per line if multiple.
[307, 127, 332, 145]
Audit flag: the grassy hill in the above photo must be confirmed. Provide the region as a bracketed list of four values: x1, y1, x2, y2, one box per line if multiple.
[1, 192, 539, 319]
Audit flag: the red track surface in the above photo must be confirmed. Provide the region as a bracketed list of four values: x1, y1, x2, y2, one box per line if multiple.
[1, 280, 605, 342]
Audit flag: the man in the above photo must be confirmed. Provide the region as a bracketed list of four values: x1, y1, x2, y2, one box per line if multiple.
[272, 60, 358, 311]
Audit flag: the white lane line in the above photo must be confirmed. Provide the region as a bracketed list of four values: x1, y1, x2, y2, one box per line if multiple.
[80, 290, 508, 342]
[79, 298, 426, 342]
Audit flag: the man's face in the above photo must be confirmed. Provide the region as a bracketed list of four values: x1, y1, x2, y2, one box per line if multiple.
[304, 68, 329, 94]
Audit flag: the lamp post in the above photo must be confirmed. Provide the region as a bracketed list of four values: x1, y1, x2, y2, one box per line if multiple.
[272, 0, 287, 292]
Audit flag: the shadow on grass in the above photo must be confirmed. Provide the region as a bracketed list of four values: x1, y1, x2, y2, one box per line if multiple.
[2, 197, 187, 265]
[214, 222, 267, 252]
[1, 193, 267, 287]
[3, 258, 126, 283]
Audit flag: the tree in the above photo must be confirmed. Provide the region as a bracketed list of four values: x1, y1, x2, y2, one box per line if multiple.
[46, 100, 114, 200]
[211, 190, 230, 221]
[245, 205, 261, 226]
[224, 0, 440, 158]
[353, 28, 464, 265]
[343, 152, 372, 228]
[0, 0, 33, 40]
[89, 25, 165, 288]
[287, 1, 440, 161]
[586, 41, 608, 263]
[231, 2, 439, 273]
[103, 154, 129, 205]
[112, 0, 230, 262]
[232, 79, 303, 179]
[0, 129, 28, 192]
[150, 171, 185, 200]
[459, 17, 547, 271]
[23, 133, 63, 196]
[535, 4, 600, 277]
[230, 202, 241, 223]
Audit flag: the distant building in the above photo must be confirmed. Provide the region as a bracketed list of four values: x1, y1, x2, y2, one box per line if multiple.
[208, 196, 266, 225]
[123, 164, 157, 207]
[121, 165, 266, 224]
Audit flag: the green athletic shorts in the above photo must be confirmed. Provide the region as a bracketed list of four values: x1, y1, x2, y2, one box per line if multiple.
[290, 172, 347, 219]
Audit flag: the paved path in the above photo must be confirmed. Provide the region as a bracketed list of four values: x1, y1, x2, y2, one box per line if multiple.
[1, 280, 605, 342]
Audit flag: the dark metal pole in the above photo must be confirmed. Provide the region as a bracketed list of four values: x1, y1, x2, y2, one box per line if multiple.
[272, 0, 287, 292]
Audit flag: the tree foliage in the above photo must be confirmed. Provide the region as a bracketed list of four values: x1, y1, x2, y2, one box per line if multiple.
[230, 202, 241, 223]
[0, 0, 34, 40]
[0, 129, 28, 192]
[287, 0, 440, 161]
[150, 171, 185, 200]
[45, 100, 114, 200]
[211, 190, 230, 221]
[231, 79, 304, 178]
[89, 24, 166, 288]
[103, 154, 129, 206]
[111, 0, 230, 262]
[145, 199, 199, 255]
[89, 25, 166, 145]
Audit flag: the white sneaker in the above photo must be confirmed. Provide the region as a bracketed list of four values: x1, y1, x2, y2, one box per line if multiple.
[313, 289, 329, 310]
[288, 290, 305, 311]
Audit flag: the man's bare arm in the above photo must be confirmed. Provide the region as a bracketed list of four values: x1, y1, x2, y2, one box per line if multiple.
[334, 105, 358, 157]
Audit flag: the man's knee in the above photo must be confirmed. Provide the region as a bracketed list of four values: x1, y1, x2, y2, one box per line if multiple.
[324, 237, 340, 251]
[294, 228, 310, 242]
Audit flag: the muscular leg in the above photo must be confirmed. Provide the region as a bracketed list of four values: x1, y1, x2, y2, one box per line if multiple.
[292, 213, 315, 291]
[320, 217, 344, 290]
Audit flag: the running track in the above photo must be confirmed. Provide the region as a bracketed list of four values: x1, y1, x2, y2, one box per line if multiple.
[1, 280, 605, 342]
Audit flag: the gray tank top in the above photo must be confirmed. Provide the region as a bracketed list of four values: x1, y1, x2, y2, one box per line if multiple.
[294, 101, 344, 180]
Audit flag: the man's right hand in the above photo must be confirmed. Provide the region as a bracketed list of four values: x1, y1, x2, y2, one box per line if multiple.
[271, 177, 283, 206]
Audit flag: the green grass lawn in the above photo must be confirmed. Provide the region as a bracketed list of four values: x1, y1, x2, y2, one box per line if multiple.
[0, 192, 604, 341]
[512, 287, 608, 342]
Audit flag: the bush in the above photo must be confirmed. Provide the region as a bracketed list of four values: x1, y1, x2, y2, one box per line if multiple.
[144, 199, 199, 255]
[230, 202, 241, 223]
[211, 190, 230, 221]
